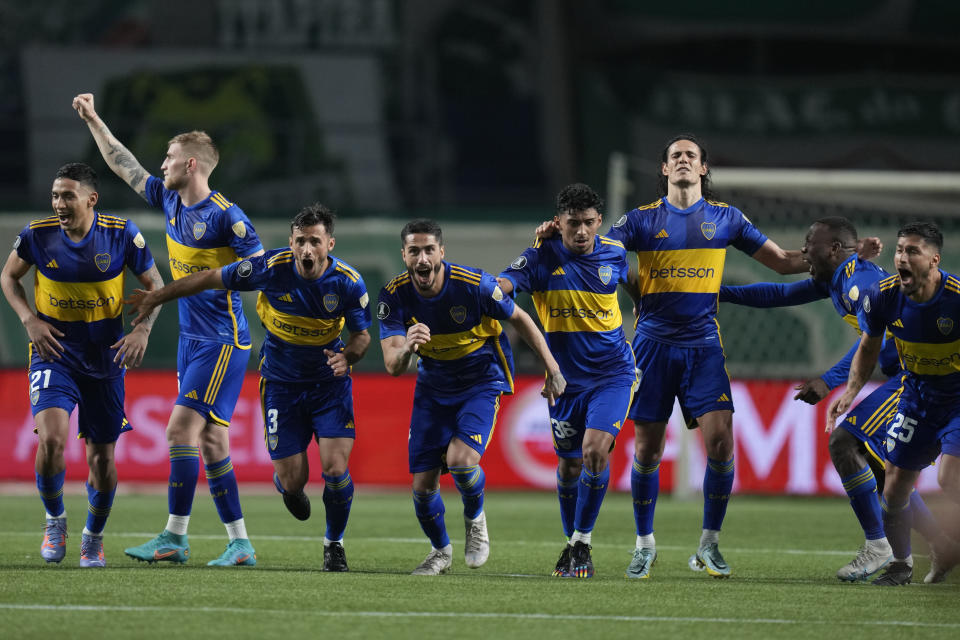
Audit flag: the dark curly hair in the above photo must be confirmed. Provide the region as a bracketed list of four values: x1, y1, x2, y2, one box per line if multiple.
[898, 221, 943, 252]
[556, 183, 603, 215]
[55, 163, 98, 192]
[290, 202, 336, 234]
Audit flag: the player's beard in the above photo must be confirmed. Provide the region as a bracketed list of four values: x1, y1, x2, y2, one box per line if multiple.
[411, 262, 441, 291]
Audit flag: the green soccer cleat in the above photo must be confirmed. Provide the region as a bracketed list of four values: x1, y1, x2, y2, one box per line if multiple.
[124, 530, 189, 564]
[625, 547, 657, 579]
[690, 543, 731, 578]
[207, 538, 256, 566]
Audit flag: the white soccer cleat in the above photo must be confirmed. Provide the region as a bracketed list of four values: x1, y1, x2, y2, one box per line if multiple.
[837, 541, 893, 582]
[464, 512, 490, 569]
[411, 546, 453, 576]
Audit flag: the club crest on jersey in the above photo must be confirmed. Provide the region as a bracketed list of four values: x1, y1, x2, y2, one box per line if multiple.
[323, 293, 340, 312]
[30, 389, 39, 405]
[193, 222, 206, 240]
[449, 305, 467, 324]
[510, 256, 527, 270]
[700, 222, 716, 240]
[268, 433, 279, 451]
[94, 253, 111, 272]
[598, 265, 612, 285]
[377, 302, 390, 320]
[938, 317, 954, 336]
[231, 221, 246, 238]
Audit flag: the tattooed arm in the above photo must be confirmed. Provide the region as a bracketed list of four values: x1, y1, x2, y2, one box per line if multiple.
[72, 93, 151, 200]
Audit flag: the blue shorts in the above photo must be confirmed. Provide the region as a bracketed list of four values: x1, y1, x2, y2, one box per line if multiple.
[550, 381, 634, 458]
[28, 356, 130, 444]
[884, 376, 960, 471]
[259, 377, 356, 460]
[838, 374, 905, 465]
[629, 335, 733, 426]
[176, 337, 250, 426]
[408, 386, 502, 473]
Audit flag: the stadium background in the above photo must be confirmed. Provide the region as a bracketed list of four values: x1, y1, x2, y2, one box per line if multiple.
[1, 0, 958, 493]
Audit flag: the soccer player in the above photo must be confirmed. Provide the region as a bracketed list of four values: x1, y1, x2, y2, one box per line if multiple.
[720, 217, 953, 582]
[74, 93, 264, 566]
[0, 163, 162, 567]
[830, 221, 960, 586]
[125, 204, 370, 571]
[497, 183, 635, 578]
[379, 219, 565, 575]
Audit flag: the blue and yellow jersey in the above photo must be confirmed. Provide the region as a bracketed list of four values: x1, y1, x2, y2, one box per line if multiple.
[860, 270, 960, 394]
[377, 262, 516, 396]
[499, 234, 636, 392]
[15, 212, 154, 378]
[145, 176, 263, 348]
[607, 197, 767, 345]
[220, 248, 371, 383]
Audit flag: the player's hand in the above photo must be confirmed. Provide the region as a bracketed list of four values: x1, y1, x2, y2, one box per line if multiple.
[72, 93, 98, 122]
[541, 369, 566, 406]
[123, 289, 158, 326]
[404, 323, 430, 354]
[534, 219, 560, 240]
[826, 391, 855, 431]
[111, 324, 149, 368]
[24, 315, 64, 361]
[793, 377, 830, 405]
[857, 237, 883, 260]
[324, 348, 349, 377]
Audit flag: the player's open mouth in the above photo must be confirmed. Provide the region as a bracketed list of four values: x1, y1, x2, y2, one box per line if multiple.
[898, 268, 913, 285]
[414, 266, 432, 283]
[301, 257, 314, 271]
[57, 213, 71, 224]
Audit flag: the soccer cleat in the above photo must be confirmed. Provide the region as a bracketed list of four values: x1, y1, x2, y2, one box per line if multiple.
[79, 534, 106, 568]
[282, 491, 311, 521]
[924, 540, 960, 584]
[691, 543, 731, 578]
[552, 545, 572, 577]
[41, 517, 67, 563]
[323, 541, 349, 572]
[836, 542, 893, 582]
[872, 560, 912, 586]
[464, 512, 490, 569]
[570, 541, 594, 578]
[411, 547, 452, 575]
[207, 538, 257, 566]
[625, 547, 657, 579]
[124, 530, 190, 564]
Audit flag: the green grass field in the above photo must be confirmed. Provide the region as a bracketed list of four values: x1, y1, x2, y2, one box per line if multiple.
[1, 489, 958, 639]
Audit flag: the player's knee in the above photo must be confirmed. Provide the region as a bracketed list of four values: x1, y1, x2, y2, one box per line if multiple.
[703, 434, 733, 461]
[557, 457, 581, 481]
[86, 448, 115, 477]
[198, 427, 230, 461]
[632, 440, 662, 465]
[36, 432, 66, 460]
[828, 429, 861, 468]
[581, 446, 609, 474]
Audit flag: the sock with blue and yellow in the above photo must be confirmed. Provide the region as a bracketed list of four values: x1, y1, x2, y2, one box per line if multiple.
[322, 470, 354, 542]
[556, 469, 578, 538]
[841, 465, 884, 540]
[36, 470, 65, 518]
[205, 456, 247, 540]
[631, 458, 659, 538]
[84, 482, 116, 535]
[573, 464, 609, 534]
[413, 488, 450, 549]
[449, 465, 485, 519]
[702, 457, 734, 531]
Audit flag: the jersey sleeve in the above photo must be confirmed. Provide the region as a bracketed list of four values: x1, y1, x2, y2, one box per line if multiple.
[719, 279, 828, 307]
[857, 283, 888, 337]
[606, 211, 643, 251]
[344, 275, 372, 333]
[478, 271, 515, 320]
[13, 225, 34, 265]
[223, 207, 263, 259]
[376, 287, 407, 340]
[729, 208, 769, 255]
[220, 254, 271, 292]
[144, 176, 167, 210]
[820, 339, 860, 389]
[123, 219, 155, 275]
[498, 245, 542, 295]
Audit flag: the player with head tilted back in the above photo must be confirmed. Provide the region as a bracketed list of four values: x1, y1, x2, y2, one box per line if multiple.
[498, 183, 636, 578]
[719, 217, 956, 582]
[830, 221, 960, 586]
[126, 204, 371, 572]
[0, 163, 163, 567]
[73, 93, 264, 566]
[378, 219, 565, 575]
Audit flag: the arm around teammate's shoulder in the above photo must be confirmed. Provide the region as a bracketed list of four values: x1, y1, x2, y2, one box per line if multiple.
[750, 239, 808, 275]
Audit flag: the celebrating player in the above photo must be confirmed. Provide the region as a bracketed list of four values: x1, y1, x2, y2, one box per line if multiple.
[0, 163, 162, 567]
[126, 204, 370, 571]
[378, 219, 565, 575]
[74, 93, 263, 566]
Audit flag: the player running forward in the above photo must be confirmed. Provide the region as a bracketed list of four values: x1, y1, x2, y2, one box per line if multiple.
[379, 219, 565, 575]
[126, 204, 370, 572]
[0, 163, 163, 567]
[498, 183, 636, 578]
[74, 93, 264, 566]
[719, 217, 954, 582]
[830, 221, 960, 586]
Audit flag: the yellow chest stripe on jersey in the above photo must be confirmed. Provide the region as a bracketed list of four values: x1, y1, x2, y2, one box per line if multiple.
[532, 289, 622, 333]
[418, 316, 503, 361]
[256, 293, 344, 346]
[894, 336, 960, 376]
[166, 236, 239, 280]
[34, 270, 123, 323]
[635, 248, 726, 295]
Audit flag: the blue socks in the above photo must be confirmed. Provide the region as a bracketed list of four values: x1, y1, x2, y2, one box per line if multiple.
[322, 470, 354, 542]
[557, 470, 578, 538]
[703, 457, 734, 531]
[631, 458, 659, 536]
[413, 488, 450, 549]
[168, 445, 199, 516]
[574, 465, 610, 534]
[84, 482, 116, 534]
[449, 465, 486, 520]
[36, 470, 65, 517]
[841, 466, 884, 540]
[205, 456, 243, 524]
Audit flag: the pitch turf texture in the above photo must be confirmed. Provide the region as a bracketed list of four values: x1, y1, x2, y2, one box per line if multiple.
[2, 491, 958, 639]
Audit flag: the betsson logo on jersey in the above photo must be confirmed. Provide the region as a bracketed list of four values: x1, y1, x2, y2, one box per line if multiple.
[46, 293, 115, 309]
[649, 265, 716, 279]
[168, 257, 211, 274]
[548, 306, 614, 319]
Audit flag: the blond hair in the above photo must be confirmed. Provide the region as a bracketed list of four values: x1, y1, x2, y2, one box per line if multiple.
[168, 130, 219, 174]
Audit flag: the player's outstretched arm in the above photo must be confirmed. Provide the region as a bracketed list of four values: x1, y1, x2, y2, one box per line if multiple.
[750, 239, 808, 275]
[1, 250, 64, 361]
[72, 93, 151, 200]
[124, 267, 223, 326]
[720, 279, 826, 308]
[112, 264, 164, 368]
[826, 333, 883, 429]
[506, 305, 566, 405]
[325, 329, 371, 377]
[382, 323, 430, 376]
